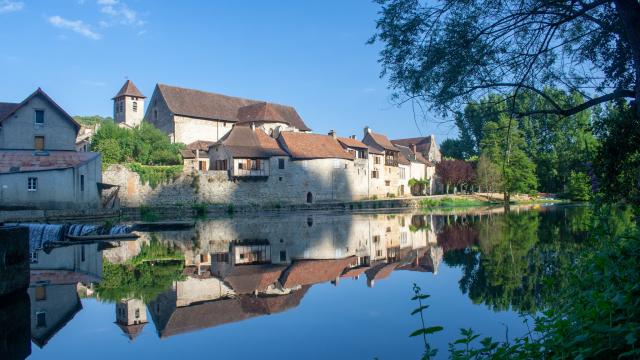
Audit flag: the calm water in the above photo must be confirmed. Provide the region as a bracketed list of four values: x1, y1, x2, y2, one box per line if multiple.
[3, 204, 591, 360]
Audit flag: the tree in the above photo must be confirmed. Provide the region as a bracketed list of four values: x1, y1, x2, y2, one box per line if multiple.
[476, 154, 502, 193]
[436, 159, 475, 193]
[369, 0, 640, 117]
[567, 171, 592, 201]
[439, 138, 466, 159]
[481, 114, 537, 203]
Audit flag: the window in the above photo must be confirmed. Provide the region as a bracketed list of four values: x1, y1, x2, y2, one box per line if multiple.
[376, 250, 383, 257]
[333, 159, 341, 169]
[80, 175, 85, 192]
[399, 167, 406, 179]
[81, 245, 85, 262]
[374, 156, 381, 165]
[372, 235, 380, 243]
[278, 158, 285, 169]
[214, 159, 227, 170]
[132, 101, 138, 112]
[371, 170, 379, 179]
[34, 136, 45, 150]
[279, 250, 287, 262]
[35, 286, 46, 301]
[198, 161, 207, 171]
[401, 232, 408, 246]
[34, 110, 45, 124]
[36, 312, 46, 327]
[30, 251, 38, 263]
[28, 177, 37, 192]
[135, 309, 140, 319]
[385, 180, 391, 186]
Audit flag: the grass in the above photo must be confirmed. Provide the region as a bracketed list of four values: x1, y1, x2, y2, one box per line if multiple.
[420, 197, 496, 209]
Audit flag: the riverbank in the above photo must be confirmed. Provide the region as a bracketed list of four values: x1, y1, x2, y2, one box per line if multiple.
[0, 194, 567, 223]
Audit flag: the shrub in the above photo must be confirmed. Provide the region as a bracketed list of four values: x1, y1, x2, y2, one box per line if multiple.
[567, 171, 591, 202]
[127, 163, 183, 188]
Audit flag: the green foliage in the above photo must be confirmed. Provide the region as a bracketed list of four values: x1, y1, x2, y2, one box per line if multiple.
[127, 163, 182, 188]
[192, 203, 208, 217]
[387, 193, 396, 198]
[410, 284, 442, 360]
[420, 197, 493, 209]
[415, 206, 640, 359]
[73, 115, 112, 126]
[95, 237, 184, 302]
[139, 205, 159, 222]
[594, 104, 640, 207]
[226, 203, 235, 214]
[481, 114, 537, 198]
[566, 171, 592, 202]
[92, 120, 184, 167]
[440, 138, 468, 160]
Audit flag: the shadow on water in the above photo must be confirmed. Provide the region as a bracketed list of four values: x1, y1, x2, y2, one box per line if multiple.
[3, 204, 607, 358]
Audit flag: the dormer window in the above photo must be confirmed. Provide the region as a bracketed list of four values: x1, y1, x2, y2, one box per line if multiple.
[35, 109, 45, 125]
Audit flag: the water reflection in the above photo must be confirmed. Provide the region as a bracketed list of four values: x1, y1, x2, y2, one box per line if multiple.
[12, 205, 597, 357]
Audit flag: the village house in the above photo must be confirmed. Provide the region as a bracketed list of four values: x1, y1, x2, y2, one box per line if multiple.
[362, 127, 404, 197]
[142, 83, 311, 145]
[395, 143, 435, 195]
[181, 140, 215, 173]
[391, 135, 442, 163]
[0, 88, 102, 209]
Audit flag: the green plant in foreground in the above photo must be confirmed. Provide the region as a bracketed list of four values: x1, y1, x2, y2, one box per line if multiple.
[410, 283, 443, 360]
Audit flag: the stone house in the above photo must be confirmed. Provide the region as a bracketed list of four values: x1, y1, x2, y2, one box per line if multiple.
[209, 124, 288, 178]
[181, 140, 215, 173]
[0, 88, 102, 209]
[143, 83, 311, 145]
[395, 144, 435, 195]
[277, 131, 362, 203]
[391, 135, 442, 163]
[362, 127, 402, 197]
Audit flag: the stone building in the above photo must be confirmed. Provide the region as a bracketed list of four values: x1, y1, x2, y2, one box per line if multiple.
[143, 84, 311, 145]
[362, 127, 402, 197]
[391, 135, 442, 163]
[181, 140, 215, 173]
[0, 88, 102, 209]
[113, 80, 145, 128]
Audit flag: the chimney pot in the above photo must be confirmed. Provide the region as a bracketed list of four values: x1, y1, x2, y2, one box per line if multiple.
[328, 130, 336, 139]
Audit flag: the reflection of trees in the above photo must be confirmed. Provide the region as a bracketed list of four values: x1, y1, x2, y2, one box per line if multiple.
[443, 208, 595, 312]
[96, 237, 185, 302]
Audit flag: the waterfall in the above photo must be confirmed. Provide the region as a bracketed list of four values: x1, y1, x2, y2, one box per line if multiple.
[109, 224, 130, 235]
[67, 224, 98, 236]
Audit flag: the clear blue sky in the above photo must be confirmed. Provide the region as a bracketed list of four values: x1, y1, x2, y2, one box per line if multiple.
[0, 0, 455, 142]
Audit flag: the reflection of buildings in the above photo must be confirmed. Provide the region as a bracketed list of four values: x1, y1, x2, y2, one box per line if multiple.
[28, 243, 102, 348]
[115, 298, 148, 341]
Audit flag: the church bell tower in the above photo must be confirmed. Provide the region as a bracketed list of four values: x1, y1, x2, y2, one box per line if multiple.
[112, 80, 146, 128]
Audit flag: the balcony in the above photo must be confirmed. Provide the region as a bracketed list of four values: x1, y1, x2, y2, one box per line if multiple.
[234, 168, 269, 177]
[385, 159, 398, 167]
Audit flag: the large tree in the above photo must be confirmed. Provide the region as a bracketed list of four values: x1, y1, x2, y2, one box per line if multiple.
[369, 0, 640, 117]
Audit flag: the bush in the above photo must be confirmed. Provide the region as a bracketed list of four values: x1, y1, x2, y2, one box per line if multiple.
[127, 163, 183, 188]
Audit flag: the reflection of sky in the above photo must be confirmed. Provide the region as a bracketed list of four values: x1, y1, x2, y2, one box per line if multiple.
[28, 264, 527, 360]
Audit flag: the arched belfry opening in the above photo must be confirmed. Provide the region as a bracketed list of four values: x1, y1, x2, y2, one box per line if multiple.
[306, 192, 313, 204]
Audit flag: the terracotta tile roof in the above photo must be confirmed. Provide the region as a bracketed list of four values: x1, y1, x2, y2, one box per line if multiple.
[156, 84, 310, 131]
[278, 132, 355, 160]
[112, 80, 145, 99]
[239, 286, 310, 315]
[337, 136, 368, 150]
[30, 270, 101, 285]
[223, 264, 287, 294]
[116, 323, 147, 341]
[187, 140, 216, 151]
[216, 126, 287, 158]
[279, 256, 357, 288]
[154, 297, 256, 338]
[236, 102, 311, 131]
[0, 150, 100, 174]
[365, 261, 398, 284]
[340, 266, 370, 278]
[363, 131, 398, 152]
[0, 88, 80, 131]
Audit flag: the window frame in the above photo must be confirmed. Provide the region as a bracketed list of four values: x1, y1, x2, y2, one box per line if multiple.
[28, 177, 38, 192]
[34, 109, 45, 125]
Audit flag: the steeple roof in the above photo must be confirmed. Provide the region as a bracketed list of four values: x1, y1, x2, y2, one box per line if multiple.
[113, 80, 146, 99]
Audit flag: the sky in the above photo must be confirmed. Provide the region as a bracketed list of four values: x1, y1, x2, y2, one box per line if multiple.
[0, 0, 456, 142]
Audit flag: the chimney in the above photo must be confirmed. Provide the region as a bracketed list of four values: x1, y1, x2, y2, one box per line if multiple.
[364, 126, 371, 136]
[409, 143, 417, 154]
[350, 135, 356, 139]
[250, 122, 256, 131]
[328, 130, 336, 139]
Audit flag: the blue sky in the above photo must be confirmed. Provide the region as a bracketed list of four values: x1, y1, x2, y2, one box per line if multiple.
[0, 0, 454, 141]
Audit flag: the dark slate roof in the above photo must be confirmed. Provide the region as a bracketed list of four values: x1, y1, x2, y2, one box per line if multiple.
[156, 84, 310, 131]
[0, 88, 81, 131]
[236, 102, 311, 131]
[363, 131, 398, 152]
[337, 136, 368, 150]
[112, 80, 146, 99]
[0, 150, 100, 174]
[391, 136, 437, 155]
[277, 132, 355, 160]
[395, 144, 423, 165]
[0, 102, 18, 120]
[365, 261, 398, 284]
[216, 126, 287, 158]
[239, 286, 310, 315]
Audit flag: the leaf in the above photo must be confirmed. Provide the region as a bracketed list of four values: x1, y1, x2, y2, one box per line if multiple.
[412, 294, 431, 300]
[411, 305, 430, 315]
[410, 326, 444, 337]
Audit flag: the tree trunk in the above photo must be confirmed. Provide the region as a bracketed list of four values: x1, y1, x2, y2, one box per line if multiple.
[614, 0, 640, 116]
[504, 191, 511, 212]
